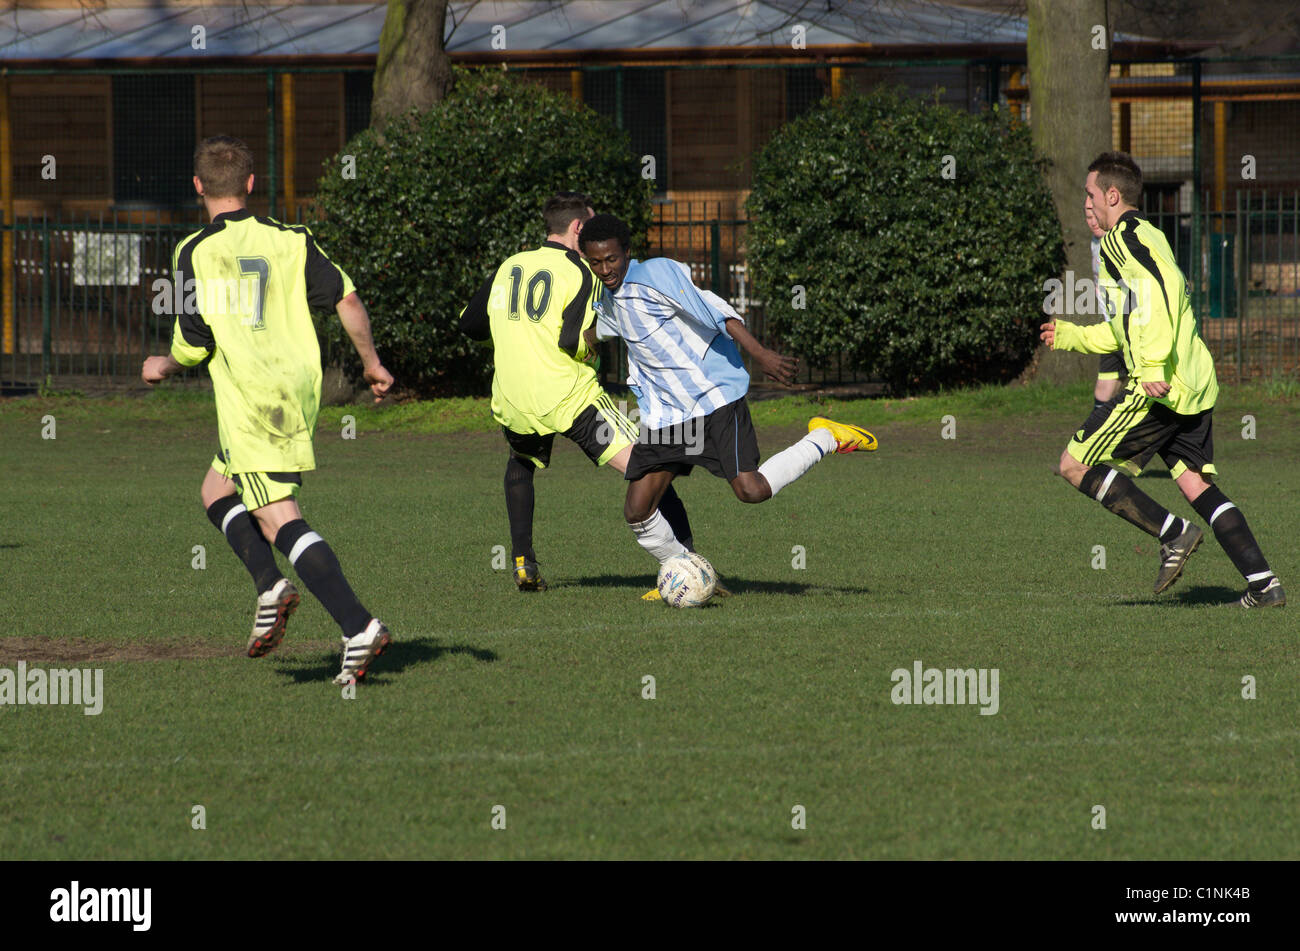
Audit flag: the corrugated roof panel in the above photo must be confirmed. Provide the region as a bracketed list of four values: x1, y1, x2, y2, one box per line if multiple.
[0, 1, 1045, 61]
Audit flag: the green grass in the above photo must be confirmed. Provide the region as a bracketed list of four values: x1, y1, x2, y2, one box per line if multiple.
[2, 385, 1298, 859]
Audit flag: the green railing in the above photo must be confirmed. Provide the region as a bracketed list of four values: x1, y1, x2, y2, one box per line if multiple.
[4, 198, 1299, 392]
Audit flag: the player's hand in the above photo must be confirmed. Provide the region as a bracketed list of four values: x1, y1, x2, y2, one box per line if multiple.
[1039, 321, 1056, 348]
[1141, 380, 1170, 398]
[142, 356, 171, 385]
[756, 348, 798, 387]
[364, 363, 394, 403]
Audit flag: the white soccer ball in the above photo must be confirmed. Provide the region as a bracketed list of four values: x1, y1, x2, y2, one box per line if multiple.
[657, 552, 718, 608]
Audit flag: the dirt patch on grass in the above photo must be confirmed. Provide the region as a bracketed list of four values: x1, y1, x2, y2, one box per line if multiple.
[0, 637, 337, 664]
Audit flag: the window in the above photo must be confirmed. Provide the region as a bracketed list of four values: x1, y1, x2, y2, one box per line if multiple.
[584, 68, 667, 193]
[112, 75, 196, 206]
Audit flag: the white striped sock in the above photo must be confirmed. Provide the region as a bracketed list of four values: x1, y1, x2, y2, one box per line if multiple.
[287, 531, 324, 565]
[1210, 502, 1237, 526]
[221, 503, 247, 535]
[1095, 468, 1118, 502]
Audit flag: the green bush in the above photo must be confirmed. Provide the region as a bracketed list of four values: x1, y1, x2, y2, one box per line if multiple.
[312, 68, 653, 397]
[746, 86, 1063, 394]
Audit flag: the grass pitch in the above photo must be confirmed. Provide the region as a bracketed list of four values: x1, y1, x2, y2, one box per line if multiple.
[2, 383, 1297, 859]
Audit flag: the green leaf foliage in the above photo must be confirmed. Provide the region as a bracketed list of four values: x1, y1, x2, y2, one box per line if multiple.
[746, 86, 1064, 395]
[312, 68, 653, 397]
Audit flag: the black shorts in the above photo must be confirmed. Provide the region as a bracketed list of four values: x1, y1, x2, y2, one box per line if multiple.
[1098, 352, 1129, 381]
[1067, 386, 1216, 479]
[504, 400, 634, 469]
[624, 398, 760, 482]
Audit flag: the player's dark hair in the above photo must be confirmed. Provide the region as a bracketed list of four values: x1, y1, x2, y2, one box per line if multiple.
[1088, 151, 1143, 207]
[578, 213, 630, 252]
[194, 135, 255, 199]
[543, 192, 593, 236]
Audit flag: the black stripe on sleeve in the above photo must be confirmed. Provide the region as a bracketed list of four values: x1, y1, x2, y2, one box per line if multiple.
[175, 237, 214, 352]
[557, 249, 593, 358]
[459, 273, 495, 341]
[303, 231, 349, 310]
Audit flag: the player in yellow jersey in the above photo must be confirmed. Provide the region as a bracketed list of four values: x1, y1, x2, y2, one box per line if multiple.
[459, 193, 693, 591]
[142, 136, 399, 682]
[1042, 151, 1283, 607]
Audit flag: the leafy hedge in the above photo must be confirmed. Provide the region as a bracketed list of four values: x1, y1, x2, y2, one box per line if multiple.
[312, 68, 653, 397]
[746, 86, 1063, 394]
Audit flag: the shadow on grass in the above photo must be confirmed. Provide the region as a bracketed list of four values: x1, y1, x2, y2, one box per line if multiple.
[1136, 470, 1172, 480]
[1116, 585, 1241, 607]
[274, 636, 497, 685]
[562, 573, 871, 596]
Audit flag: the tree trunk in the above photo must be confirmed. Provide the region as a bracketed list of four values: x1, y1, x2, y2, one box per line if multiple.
[371, 0, 452, 129]
[1025, 0, 1112, 384]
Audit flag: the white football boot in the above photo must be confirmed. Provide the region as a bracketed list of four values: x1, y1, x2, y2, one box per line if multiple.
[333, 618, 392, 685]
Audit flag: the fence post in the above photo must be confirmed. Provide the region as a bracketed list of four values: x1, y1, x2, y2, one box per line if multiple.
[282, 72, 296, 221]
[0, 75, 12, 358]
[1235, 189, 1244, 382]
[1190, 59, 1202, 322]
[266, 69, 278, 218]
[710, 220, 721, 295]
[615, 65, 624, 130]
[41, 211, 51, 382]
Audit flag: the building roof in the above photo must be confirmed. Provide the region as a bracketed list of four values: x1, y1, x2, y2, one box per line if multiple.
[1, 0, 1047, 62]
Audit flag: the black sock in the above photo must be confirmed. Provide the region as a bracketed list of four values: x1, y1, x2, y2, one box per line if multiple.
[1190, 486, 1274, 590]
[1078, 465, 1178, 539]
[505, 455, 537, 562]
[273, 519, 371, 636]
[206, 496, 282, 593]
[657, 484, 694, 552]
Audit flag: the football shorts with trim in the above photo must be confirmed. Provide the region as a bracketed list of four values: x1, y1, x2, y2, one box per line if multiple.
[624, 397, 760, 482]
[504, 393, 636, 469]
[210, 448, 303, 508]
[1066, 386, 1216, 480]
[1097, 351, 1130, 382]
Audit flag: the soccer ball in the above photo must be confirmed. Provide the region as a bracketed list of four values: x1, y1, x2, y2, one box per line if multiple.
[656, 552, 718, 608]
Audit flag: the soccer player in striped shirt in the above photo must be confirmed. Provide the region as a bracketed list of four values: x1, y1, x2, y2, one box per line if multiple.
[578, 214, 876, 585]
[459, 193, 695, 592]
[142, 136, 398, 683]
[1042, 151, 1283, 607]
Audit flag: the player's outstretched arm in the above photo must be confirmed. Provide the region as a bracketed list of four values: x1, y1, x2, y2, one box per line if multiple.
[336, 292, 394, 402]
[724, 317, 797, 386]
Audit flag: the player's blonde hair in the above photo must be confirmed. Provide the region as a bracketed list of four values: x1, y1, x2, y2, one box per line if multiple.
[194, 135, 255, 199]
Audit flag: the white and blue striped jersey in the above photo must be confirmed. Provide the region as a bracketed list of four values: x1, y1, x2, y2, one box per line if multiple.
[595, 258, 749, 430]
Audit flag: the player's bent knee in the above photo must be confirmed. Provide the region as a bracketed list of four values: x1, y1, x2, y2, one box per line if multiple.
[624, 500, 654, 524]
[731, 474, 771, 504]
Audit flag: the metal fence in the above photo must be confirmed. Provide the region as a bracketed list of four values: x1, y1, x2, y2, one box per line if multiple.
[4, 57, 1300, 391]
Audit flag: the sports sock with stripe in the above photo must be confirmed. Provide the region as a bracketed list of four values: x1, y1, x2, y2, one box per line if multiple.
[629, 509, 688, 565]
[206, 496, 282, 593]
[504, 454, 538, 562]
[757, 429, 836, 498]
[657, 484, 694, 551]
[1077, 465, 1180, 540]
[273, 519, 371, 636]
[1189, 486, 1274, 590]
